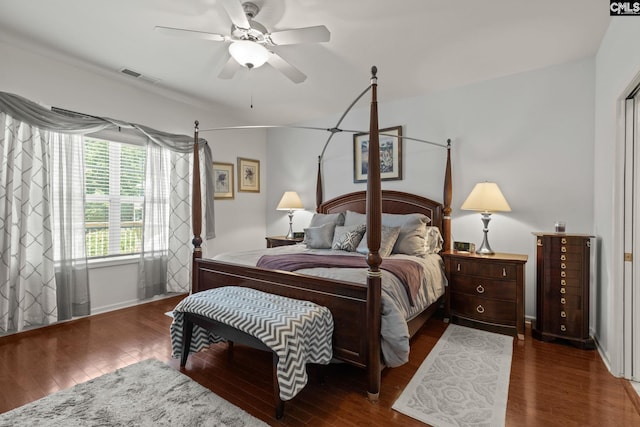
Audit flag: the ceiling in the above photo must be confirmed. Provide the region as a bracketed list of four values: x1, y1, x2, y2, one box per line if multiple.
[0, 0, 609, 126]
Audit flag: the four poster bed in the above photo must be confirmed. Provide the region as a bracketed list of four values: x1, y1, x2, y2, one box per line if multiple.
[187, 67, 452, 400]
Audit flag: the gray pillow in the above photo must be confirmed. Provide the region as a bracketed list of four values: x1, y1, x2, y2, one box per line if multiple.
[345, 210, 430, 257]
[392, 215, 430, 257]
[343, 210, 366, 227]
[357, 226, 401, 257]
[308, 212, 345, 228]
[304, 222, 336, 249]
[332, 224, 366, 252]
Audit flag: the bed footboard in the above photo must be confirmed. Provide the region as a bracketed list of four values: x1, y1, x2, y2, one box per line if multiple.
[194, 258, 369, 367]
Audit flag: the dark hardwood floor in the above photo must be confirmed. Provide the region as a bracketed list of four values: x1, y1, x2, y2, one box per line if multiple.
[1, 295, 639, 426]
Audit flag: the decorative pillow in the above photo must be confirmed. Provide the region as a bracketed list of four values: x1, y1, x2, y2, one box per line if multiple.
[304, 222, 336, 249]
[392, 215, 430, 257]
[308, 212, 345, 228]
[356, 226, 401, 257]
[424, 226, 444, 254]
[332, 224, 366, 252]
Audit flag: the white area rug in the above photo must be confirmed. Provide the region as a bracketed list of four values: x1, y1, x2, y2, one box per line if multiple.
[0, 359, 268, 427]
[392, 324, 513, 427]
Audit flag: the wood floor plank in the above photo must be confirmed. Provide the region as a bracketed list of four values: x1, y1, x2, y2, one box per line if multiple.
[0, 294, 639, 426]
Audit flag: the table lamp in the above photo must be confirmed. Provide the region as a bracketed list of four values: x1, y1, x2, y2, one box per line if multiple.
[277, 191, 304, 239]
[460, 182, 511, 255]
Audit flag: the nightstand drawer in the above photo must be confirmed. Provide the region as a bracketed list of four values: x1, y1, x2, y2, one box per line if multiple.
[448, 275, 516, 301]
[451, 259, 517, 280]
[450, 293, 516, 324]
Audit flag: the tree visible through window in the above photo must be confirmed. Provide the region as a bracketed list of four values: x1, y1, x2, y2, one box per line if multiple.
[84, 138, 145, 257]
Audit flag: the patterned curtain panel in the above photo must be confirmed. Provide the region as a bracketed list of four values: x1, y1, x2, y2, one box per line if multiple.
[166, 151, 192, 294]
[0, 114, 58, 333]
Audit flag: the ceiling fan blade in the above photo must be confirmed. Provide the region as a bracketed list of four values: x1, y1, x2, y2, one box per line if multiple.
[154, 26, 227, 42]
[269, 25, 330, 45]
[218, 56, 240, 79]
[220, 0, 250, 29]
[266, 52, 306, 84]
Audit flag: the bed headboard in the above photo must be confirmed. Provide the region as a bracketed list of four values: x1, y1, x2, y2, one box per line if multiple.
[317, 190, 444, 232]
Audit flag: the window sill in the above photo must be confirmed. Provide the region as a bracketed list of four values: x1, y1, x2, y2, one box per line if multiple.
[87, 254, 139, 269]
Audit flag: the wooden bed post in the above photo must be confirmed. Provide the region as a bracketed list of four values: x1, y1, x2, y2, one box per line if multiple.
[365, 66, 382, 402]
[316, 155, 323, 208]
[192, 120, 203, 292]
[443, 139, 452, 252]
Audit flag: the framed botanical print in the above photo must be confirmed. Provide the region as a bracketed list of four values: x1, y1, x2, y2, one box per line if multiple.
[353, 125, 403, 183]
[213, 162, 234, 199]
[237, 157, 260, 193]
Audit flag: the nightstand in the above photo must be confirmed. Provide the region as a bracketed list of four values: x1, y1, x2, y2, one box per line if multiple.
[443, 250, 527, 339]
[265, 236, 304, 248]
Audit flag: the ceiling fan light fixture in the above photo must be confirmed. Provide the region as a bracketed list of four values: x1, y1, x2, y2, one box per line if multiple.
[229, 40, 269, 69]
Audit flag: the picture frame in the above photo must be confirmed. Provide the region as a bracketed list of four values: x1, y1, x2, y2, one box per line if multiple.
[353, 125, 403, 183]
[213, 162, 234, 200]
[237, 157, 260, 193]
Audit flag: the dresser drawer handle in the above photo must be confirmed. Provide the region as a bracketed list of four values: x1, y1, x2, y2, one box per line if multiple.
[561, 297, 566, 304]
[561, 237, 567, 244]
[561, 311, 567, 318]
[561, 263, 566, 269]
[561, 325, 567, 332]
[476, 285, 485, 294]
[561, 279, 566, 286]
[456, 263, 461, 272]
[560, 288, 566, 294]
[502, 268, 507, 277]
[476, 305, 485, 314]
[561, 271, 566, 278]
[560, 254, 566, 261]
[561, 247, 567, 253]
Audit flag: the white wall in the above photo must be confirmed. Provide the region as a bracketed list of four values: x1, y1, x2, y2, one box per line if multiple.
[594, 19, 640, 375]
[266, 58, 596, 321]
[0, 38, 268, 314]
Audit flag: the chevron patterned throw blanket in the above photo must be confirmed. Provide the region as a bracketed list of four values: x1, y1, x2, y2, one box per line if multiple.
[170, 287, 334, 401]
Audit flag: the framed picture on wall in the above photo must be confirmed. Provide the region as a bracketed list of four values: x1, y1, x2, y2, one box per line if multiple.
[353, 125, 403, 183]
[213, 162, 234, 199]
[237, 157, 260, 192]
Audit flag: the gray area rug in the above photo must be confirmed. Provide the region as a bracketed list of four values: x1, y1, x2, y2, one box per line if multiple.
[0, 358, 268, 427]
[393, 324, 513, 427]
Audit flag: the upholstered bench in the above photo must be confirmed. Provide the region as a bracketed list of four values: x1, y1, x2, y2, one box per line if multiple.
[170, 287, 334, 419]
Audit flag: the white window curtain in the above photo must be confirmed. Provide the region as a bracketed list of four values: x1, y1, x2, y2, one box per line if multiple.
[0, 113, 58, 332]
[138, 141, 171, 299]
[49, 132, 90, 318]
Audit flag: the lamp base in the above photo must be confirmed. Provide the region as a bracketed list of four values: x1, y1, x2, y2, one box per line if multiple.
[476, 212, 494, 255]
[285, 211, 294, 239]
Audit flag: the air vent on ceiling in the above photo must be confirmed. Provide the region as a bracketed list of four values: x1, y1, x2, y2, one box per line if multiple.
[119, 67, 160, 84]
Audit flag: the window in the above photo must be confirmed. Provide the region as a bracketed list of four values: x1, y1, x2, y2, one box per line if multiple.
[84, 137, 145, 257]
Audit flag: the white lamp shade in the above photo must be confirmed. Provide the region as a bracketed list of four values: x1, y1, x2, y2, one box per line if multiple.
[277, 191, 304, 210]
[461, 182, 511, 213]
[229, 40, 269, 68]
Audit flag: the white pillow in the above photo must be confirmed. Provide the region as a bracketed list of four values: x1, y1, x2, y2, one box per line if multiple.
[424, 226, 444, 254]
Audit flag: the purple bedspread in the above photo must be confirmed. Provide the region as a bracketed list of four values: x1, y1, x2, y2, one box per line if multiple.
[256, 253, 423, 305]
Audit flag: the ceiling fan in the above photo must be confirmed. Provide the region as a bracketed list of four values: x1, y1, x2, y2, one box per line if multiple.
[155, 0, 330, 83]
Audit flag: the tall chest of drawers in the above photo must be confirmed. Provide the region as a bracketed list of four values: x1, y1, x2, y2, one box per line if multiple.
[443, 251, 527, 340]
[532, 233, 595, 349]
